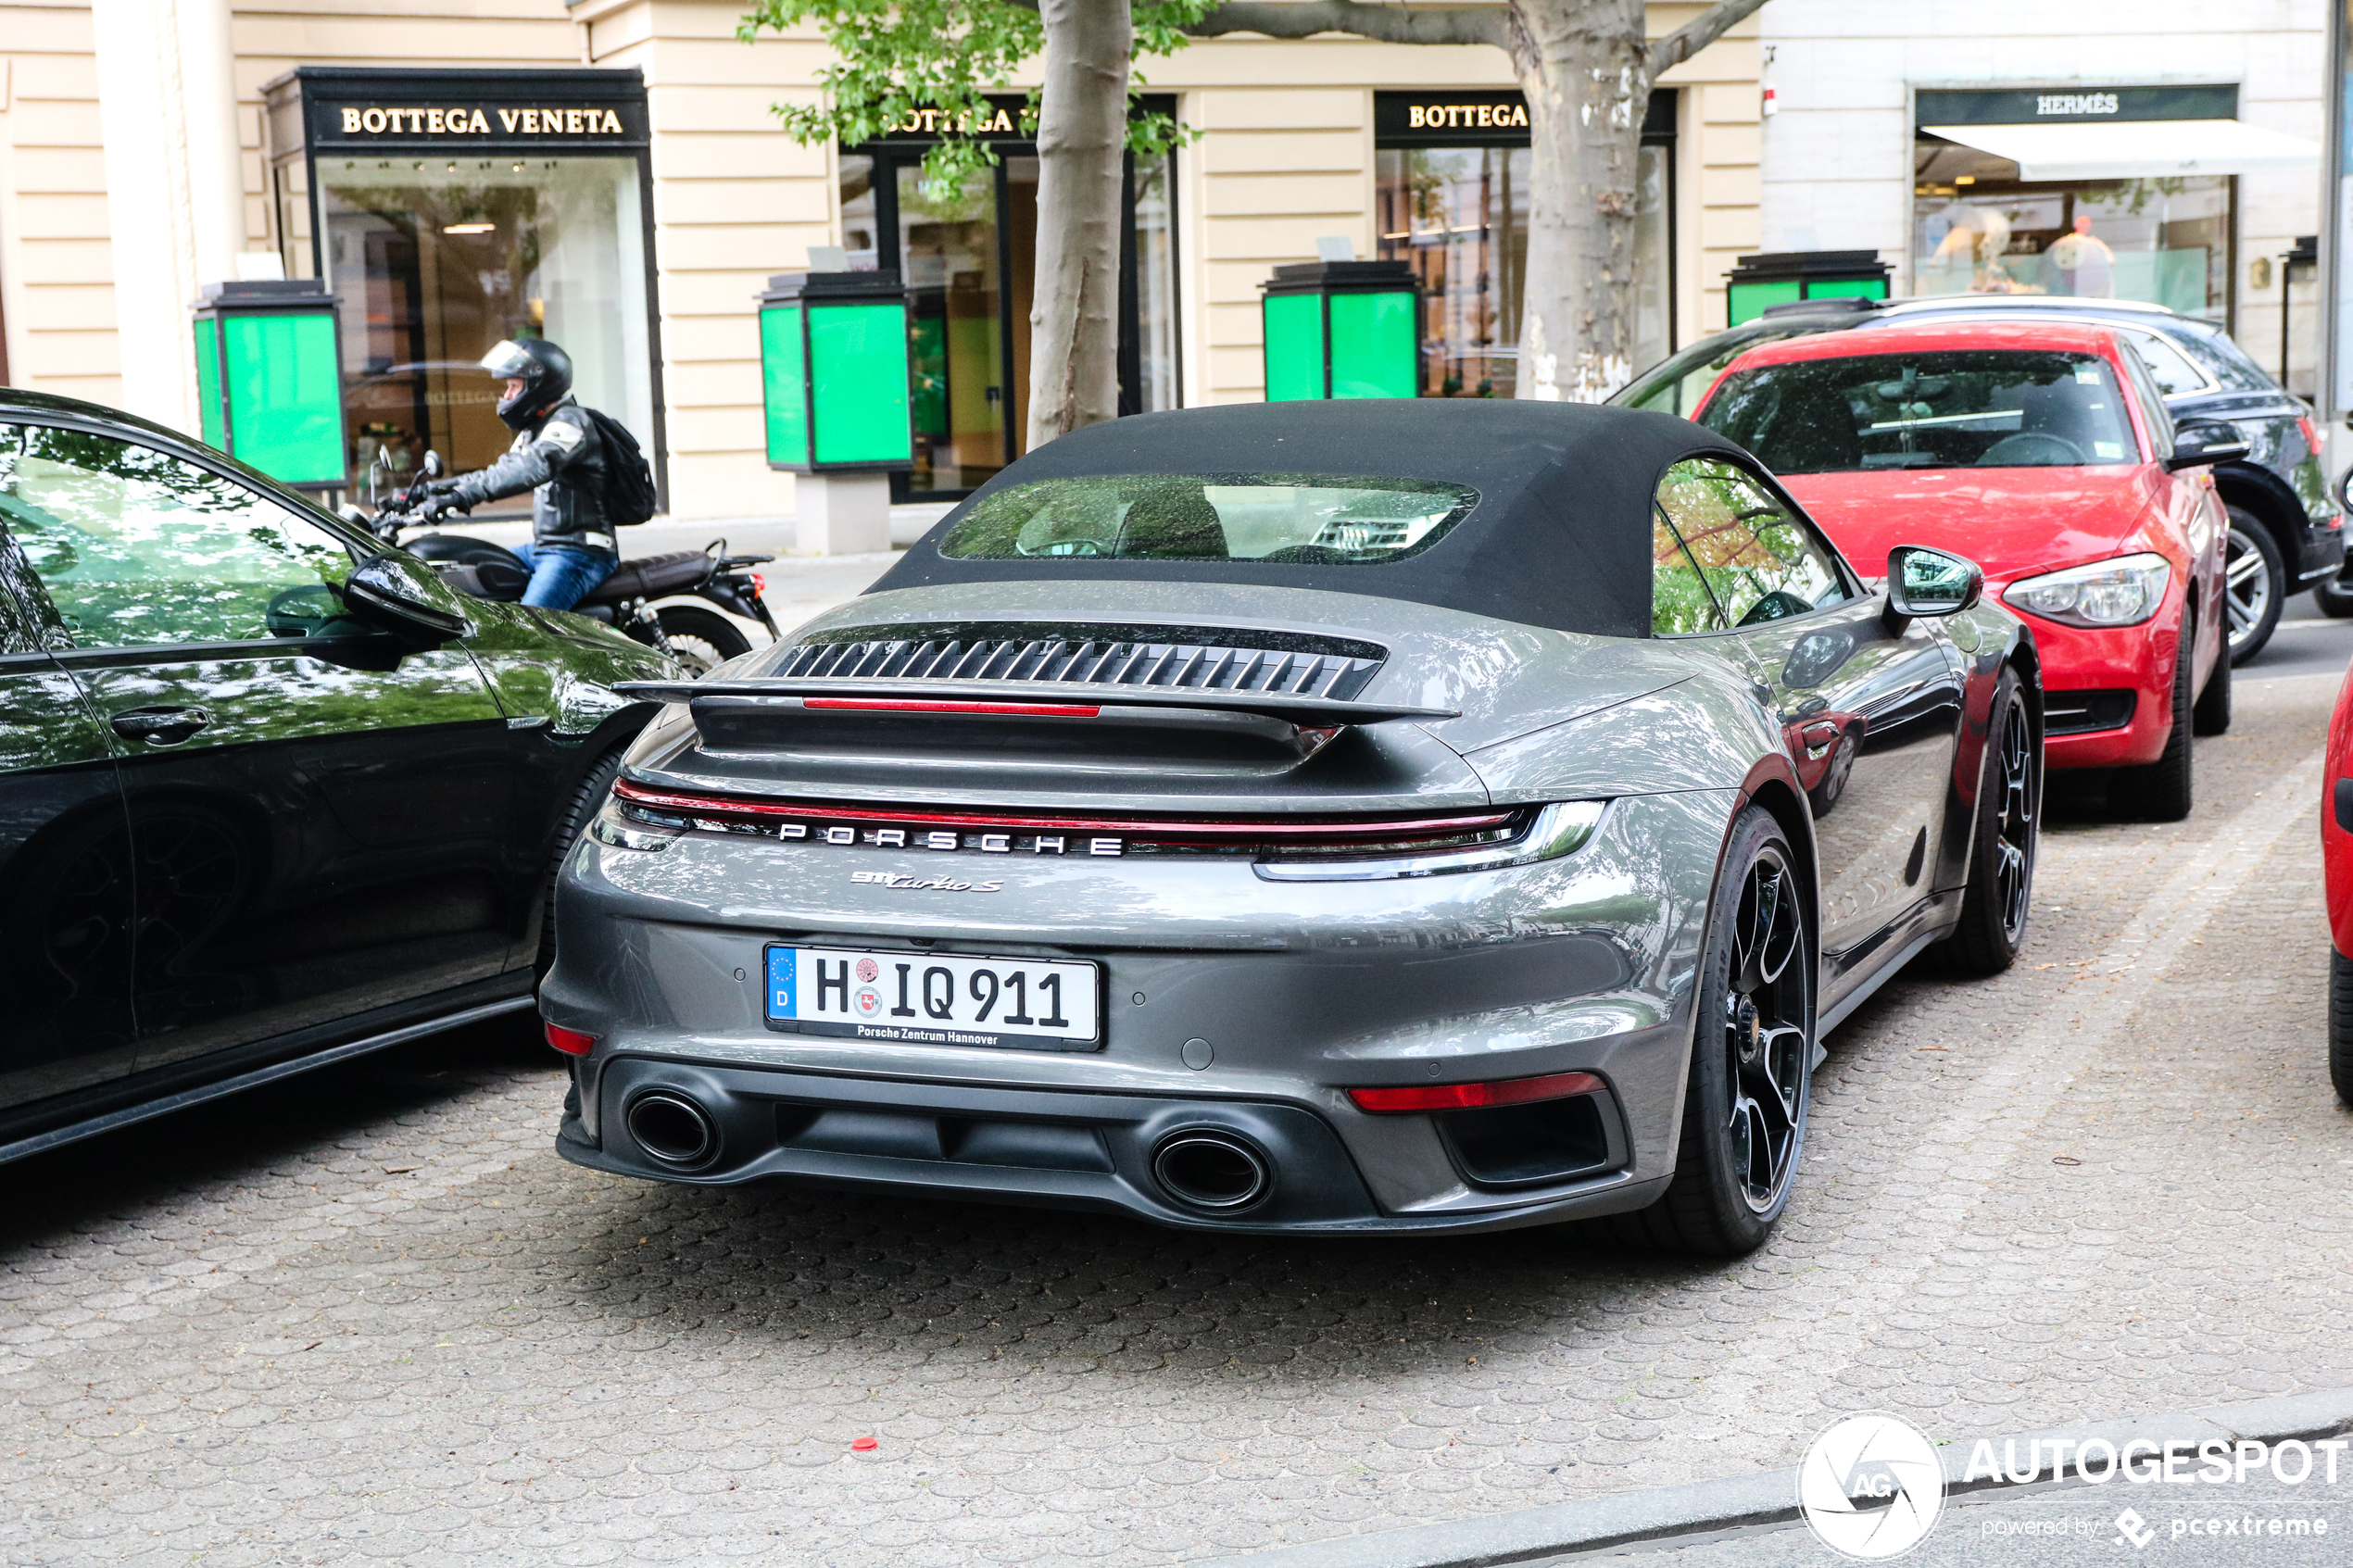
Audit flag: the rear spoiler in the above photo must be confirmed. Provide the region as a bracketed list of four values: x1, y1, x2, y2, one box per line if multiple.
[611, 678, 1460, 727]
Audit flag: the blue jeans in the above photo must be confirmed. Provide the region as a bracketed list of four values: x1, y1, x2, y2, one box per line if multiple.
[514, 543, 616, 610]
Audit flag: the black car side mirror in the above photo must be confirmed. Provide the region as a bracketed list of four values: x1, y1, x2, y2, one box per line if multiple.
[341, 553, 470, 646]
[1884, 545, 1983, 633]
[2165, 420, 2252, 471]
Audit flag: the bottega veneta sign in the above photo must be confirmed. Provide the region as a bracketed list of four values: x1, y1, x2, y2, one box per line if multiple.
[1404, 102, 1530, 130]
[335, 105, 628, 136]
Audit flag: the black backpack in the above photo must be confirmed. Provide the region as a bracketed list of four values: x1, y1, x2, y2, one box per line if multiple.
[580, 406, 658, 525]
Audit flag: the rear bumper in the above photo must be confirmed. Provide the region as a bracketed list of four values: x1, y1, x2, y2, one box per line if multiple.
[556, 1057, 1666, 1235]
[541, 787, 1739, 1233]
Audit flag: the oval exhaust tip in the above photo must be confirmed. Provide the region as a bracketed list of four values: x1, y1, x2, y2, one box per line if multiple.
[1151, 1132, 1272, 1212]
[626, 1090, 719, 1168]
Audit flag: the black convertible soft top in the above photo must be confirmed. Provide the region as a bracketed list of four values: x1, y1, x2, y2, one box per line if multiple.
[870, 400, 1755, 638]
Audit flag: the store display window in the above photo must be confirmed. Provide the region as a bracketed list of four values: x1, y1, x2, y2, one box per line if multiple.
[1375, 90, 1674, 397]
[1912, 86, 2239, 322]
[840, 97, 1181, 500]
[264, 68, 662, 508]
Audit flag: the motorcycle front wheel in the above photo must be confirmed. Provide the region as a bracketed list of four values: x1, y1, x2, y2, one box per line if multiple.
[653, 605, 751, 675]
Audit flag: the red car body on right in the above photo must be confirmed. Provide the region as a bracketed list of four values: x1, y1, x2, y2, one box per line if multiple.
[2322, 664, 2353, 1107]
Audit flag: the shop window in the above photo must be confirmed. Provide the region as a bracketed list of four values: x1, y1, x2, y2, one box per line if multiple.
[317, 157, 656, 512]
[1913, 144, 2230, 321]
[841, 98, 1181, 501]
[1376, 91, 1674, 396]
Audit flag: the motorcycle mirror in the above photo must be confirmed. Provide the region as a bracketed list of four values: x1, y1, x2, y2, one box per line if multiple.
[421, 450, 444, 481]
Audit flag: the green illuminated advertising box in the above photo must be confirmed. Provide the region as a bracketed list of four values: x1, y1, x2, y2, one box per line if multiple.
[191, 281, 347, 490]
[758, 270, 915, 473]
[1260, 259, 1420, 401]
[1724, 251, 1894, 326]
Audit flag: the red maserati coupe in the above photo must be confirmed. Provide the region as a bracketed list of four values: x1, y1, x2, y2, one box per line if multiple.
[1695, 320, 2239, 821]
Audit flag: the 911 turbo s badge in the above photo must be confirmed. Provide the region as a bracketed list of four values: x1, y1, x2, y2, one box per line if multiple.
[850, 871, 1004, 892]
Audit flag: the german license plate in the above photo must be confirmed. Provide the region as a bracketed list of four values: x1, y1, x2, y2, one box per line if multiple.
[762, 945, 1102, 1050]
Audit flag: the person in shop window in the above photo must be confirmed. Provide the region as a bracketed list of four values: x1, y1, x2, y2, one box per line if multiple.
[1931, 204, 2030, 295]
[2042, 216, 2116, 298]
[417, 338, 619, 610]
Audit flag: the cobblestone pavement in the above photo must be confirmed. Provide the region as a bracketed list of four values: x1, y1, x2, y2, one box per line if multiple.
[5, 669, 2350, 1567]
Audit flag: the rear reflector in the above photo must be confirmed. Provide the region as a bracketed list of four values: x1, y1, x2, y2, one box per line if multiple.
[1349, 1070, 1604, 1114]
[803, 697, 1100, 718]
[545, 1022, 597, 1057]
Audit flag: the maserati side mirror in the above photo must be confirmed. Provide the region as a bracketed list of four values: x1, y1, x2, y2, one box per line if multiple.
[1884, 545, 1982, 633]
[2165, 421, 2251, 471]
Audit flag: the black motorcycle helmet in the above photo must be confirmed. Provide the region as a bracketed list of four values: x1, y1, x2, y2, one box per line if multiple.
[481, 337, 573, 431]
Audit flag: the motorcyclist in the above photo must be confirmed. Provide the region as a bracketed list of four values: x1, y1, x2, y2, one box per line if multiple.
[417, 338, 619, 610]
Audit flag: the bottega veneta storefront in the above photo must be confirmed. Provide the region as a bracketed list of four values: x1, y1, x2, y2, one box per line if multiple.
[1375, 89, 1676, 398]
[262, 67, 663, 511]
[837, 96, 1181, 499]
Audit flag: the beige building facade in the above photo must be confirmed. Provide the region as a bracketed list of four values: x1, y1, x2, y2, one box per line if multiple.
[0, 0, 1761, 530]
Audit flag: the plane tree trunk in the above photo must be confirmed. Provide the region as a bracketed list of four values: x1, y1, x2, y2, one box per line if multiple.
[1026, 0, 1131, 447]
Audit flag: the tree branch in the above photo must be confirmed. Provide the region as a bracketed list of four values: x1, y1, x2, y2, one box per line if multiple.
[1646, 0, 1769, 74]
[1185, 2, 1509, 49]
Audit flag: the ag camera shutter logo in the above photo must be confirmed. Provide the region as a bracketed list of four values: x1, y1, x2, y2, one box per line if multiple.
[1798, 1412, 1945, 1558]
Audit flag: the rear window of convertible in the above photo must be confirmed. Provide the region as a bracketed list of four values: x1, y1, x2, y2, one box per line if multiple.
[938, 474, 1479, 565]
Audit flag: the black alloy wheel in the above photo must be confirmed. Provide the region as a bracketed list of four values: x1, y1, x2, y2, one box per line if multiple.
[655, 606, 752, 677]
[2223, 507, 2284, 664]
[1611, 806, 1813, 1256]
[1931, 669, 2039, 974]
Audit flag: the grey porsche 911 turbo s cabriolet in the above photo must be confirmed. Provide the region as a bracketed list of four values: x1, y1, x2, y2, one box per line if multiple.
[541, 401, 2041, 1255]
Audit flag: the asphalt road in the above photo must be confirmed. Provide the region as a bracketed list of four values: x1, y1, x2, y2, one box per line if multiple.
[4, 617, 2350, 1567]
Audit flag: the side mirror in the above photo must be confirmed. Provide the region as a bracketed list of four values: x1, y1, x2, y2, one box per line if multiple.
[2165, 420, 2251, 471]
[421, 450, 445, 481]
[1884, 545, 1983, 633]
[340, 553, 470, 646]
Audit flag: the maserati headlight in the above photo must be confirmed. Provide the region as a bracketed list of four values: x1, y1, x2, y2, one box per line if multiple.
[2002, 553, 2171, 629]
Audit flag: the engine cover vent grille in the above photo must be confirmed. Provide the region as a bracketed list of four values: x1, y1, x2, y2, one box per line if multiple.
[774, 635, 1384, 702]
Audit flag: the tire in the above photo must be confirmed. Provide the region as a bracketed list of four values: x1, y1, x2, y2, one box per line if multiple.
[655, 605, 751, 677]
[538, 747, 628, 974]
[2332, 949, 2353, 1109]
[2191, 629, 2232, 735]
[2313, 572, 2353, 620]
[1609, 806, 1813, 1257]
[2111, 638, 2194, 822]
[1929, 669, 2040, 975]
[2223, 507, 2284, 664]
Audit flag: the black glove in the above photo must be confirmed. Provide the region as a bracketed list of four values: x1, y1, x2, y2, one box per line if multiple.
[414, 481, 471, 521]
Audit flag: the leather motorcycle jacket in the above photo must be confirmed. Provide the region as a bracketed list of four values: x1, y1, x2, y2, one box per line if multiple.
[447, 398, 615, 552]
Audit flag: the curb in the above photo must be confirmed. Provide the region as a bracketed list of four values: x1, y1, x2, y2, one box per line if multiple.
[1196, 1387, 2353, 1568]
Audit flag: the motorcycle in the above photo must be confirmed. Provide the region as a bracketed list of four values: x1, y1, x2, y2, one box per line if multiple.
[350, 450, 780, 674]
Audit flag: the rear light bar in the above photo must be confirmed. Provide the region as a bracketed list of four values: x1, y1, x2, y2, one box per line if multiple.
[610, 778, 1519, 848]
[804, 697, 1101, 718]
[545, 1022, 597, 1057]
[1349, 1070, 1604, 1114]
